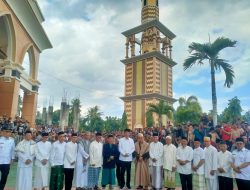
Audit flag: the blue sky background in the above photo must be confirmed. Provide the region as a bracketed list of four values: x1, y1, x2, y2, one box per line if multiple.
[28, 0, 250, 117]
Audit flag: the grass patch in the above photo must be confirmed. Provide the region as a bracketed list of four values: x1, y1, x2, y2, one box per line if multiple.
[6, 162, 181, 188]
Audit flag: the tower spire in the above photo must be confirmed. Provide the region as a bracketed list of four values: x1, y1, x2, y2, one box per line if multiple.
[141, 0, 159, 24]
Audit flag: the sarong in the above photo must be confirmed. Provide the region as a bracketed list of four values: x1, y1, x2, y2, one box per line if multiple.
[49, 165, 64, 190]
[164, 169, 176, 188]
[193, 173, 206, 190]
[88, 167, 101, 188]
[101, 168, 116, 186]
[34, 166, 50, 188]
[151, 166, 163, 189]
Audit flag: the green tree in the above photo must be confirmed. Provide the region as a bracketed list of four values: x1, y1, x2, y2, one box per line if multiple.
[121, 111, 128, 130]
[221, 96, 242, 124]
[146, 110, 154, 127]
[183, 37, 236, 126]
[148, 100, 174, 127]
[35, 111, 42, 125]
[243, 110, 250, 124]
[175, 96, 203, 124]
[104, 116, 122, 132]
[85, 106, 103, 132]
[52, 109, 60, 125]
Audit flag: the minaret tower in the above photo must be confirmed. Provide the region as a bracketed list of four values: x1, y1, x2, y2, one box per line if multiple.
[121, 0, 177, 129]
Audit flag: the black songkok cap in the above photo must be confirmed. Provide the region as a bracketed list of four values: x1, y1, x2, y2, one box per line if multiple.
[124, 128, 131, 132]
[181, 136, 188, 141]
[96, 132, 102, 136]
[42, 132, 49, 137]
[236, 137, 244, 143]
[108, 134, 114, 138]
[57, 131, 64, 136]
[152, 132, 159, 137]
[72, 133, 78, 137]
[25, 130, 32, 134]
[219, 141, 227, 145]
[194, 138, 201, 142]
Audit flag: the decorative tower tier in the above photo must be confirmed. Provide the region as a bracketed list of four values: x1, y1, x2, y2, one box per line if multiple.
[120, 0, 177, 129]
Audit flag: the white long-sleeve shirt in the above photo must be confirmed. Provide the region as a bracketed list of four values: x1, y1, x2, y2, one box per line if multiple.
[163, 143, 176, 170]
[193, 147, 205, 175]
[89, 140, 103, 167]
[35, 141, 52, 167]
[0, 137, 15, 164]
[232, 148, 250, 180]
[204, 145, 218, 179]
[50, 141, 66, 166]
[118, 137, 135, 162]
[64, 141, 77, 168]
[16, 140, 36, 168]
[149, 141, 163, 167]
[217, 150, 233, 178]
[176, 145, 193, 175]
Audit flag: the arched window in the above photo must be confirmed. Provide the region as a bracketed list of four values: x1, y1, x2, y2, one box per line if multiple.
[144, 0, 147, 6]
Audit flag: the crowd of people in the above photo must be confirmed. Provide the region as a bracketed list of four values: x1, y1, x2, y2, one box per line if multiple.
[0, 115, 250, 190]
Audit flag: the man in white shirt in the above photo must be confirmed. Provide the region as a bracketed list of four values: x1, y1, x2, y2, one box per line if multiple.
[34, 132, 52, 190]
[49, 131, 66, 190]
[163, 136, 177, 190]
[204, 136, 218, 190]
[118, 129, 135, 190]
[88, 132, 103, 190]
[192, 138, 205, 190]
[217, 141, 233, 190]
[176, 137, 193, 190]
[75, 132, 89, 190]
[149, 132, 164, 190]
[0, 126, 15, 190]
[231, 137, 250, 190]
[16, 130, 36, 190]
[64, 133, 78, 190]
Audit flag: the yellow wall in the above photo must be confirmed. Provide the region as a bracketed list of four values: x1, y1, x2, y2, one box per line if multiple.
[161, 62, 167, 96]
[136, 100, 142, 124]
[136, 61, 142, 95]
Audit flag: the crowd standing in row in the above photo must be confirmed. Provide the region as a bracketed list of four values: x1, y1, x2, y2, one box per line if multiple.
[0, 125, 250, 190]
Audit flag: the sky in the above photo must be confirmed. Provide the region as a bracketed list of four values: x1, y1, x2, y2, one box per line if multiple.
[29, 0, 250, 117]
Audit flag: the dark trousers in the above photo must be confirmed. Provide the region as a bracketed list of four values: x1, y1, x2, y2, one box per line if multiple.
[120, 161, 131, 188]
[179, 173, 192, 190]
[116, 160, 122, 187]
[64, 168, 74, 190]
[236, 178, 250, 190]
[0, 164, 10, 190]
[218, 176, 233, 190]
[50, 165, 64, 190]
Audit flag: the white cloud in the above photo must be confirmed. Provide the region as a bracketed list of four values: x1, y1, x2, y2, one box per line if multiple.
[36, 0, 250, 118]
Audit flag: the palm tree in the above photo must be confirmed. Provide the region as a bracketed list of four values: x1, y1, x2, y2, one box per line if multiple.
[148, 100, 174, 127]
[175, 95, 202, 124]
[183, 37, 236, 126]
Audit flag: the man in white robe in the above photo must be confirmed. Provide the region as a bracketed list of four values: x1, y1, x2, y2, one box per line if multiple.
[15, 130, 36, 190]
[88, 132, 103, 189]
[34, 132, 52, 190]
[149, 132, 163, 190]
[49, 131, 66, 190]
[64, 133, 78, 190]
[176, 137, 193, 190]
[75, 137, 89, 190]
[204, 136, 218, 190]
[192, 138, 205, 190]
[217, 141, 233, 190]
[163, 136, 177, 190]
